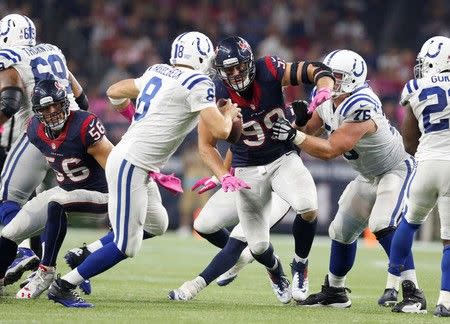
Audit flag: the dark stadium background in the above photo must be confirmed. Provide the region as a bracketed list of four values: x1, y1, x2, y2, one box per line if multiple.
[2, 0, 448, 238]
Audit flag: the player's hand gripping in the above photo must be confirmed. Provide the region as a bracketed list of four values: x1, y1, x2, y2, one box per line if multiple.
[291, 100, 312, 127]
[272, 117, 307, 145]
[309, 87, 331, 112]
[191, 176, 220, 194]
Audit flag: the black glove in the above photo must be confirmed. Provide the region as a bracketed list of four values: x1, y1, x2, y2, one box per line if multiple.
[272, 117, 297, 142]
[292, 100, 312, 127]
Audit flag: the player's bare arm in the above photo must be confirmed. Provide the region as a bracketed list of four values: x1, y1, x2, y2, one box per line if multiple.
[198, 119, 229, 179]
[69, 71, 89, 111]
[199, 100, 240, 140]
[87, 136, 114, 169]
[401, 105, 421, 155]
[0, 68, 24, 125]
[106, 79, 140, 111]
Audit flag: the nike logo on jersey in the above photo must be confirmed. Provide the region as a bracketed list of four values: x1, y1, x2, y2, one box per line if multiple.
[89, 119, 95, 127]
[360, 103, 369, 108]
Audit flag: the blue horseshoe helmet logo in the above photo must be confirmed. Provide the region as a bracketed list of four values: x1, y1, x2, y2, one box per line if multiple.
[352, 59, 364, 77]
[0, 19, 13, 36]
[196, 37, 211, 56]
[425, 41, 443, 58]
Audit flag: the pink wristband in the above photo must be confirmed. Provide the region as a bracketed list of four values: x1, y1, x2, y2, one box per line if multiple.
[119, 102, 135, 122]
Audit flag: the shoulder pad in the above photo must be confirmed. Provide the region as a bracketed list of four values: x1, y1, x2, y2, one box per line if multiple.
[340, 93, 381, 122]
[400, 79, 419, 106]
[0, 47, 23, 70]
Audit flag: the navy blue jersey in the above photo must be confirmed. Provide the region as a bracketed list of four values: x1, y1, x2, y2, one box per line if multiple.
[214, 56, 296, 167]
[27, 110, 108, 192]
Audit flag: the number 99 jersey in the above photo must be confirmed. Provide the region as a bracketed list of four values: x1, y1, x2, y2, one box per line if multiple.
[400, 73, 450, 161]
[26, 110, 108, 192]
[0, 43, 77, 133]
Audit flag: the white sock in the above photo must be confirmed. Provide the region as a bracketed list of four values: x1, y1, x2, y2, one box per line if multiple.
[328, 272, 346, 288]
[294, 255, 308, 264]
[437, 290, 450, 309]
[386, 272, 401, 291]
[62, 269, 85, 286]
[400, 269, 419, 288]
[194, 276, 207, 289]
[18, 239, 30, 249]
[86, 240, 103, 253]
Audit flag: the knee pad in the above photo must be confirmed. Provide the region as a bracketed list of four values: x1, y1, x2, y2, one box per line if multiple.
[249, 241, 269, 255]
[328, 221, 360, 244]
[0, 200, 21, 225]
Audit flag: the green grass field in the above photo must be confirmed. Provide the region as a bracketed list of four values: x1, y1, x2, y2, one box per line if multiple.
[0, 228, 445, 323]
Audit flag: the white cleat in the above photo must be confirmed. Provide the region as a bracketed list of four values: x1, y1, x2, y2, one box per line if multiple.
[216, 247, 254, 286]
[168, 277, 206, 301]
[291, 259, 309, 302]
[16, 265, 55, 299]
[268, 257, 292, 304]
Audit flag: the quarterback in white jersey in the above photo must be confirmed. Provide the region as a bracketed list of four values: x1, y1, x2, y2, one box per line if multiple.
[0, 13, 88, 286]
[389, 36, 450, 316]
[46, 31, 241, 308]
[272, 49, 421, 308]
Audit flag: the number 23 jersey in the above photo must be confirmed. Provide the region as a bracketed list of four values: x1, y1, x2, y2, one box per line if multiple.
[26, 110, 108, 192]
[401, 72, 450, 161]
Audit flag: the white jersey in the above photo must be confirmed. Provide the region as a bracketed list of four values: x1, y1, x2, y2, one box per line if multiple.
[117, 64, 216, 171]
[400, 72, 450, 161]
[317, 85, 409, 178]
[0, 43, 78, 134]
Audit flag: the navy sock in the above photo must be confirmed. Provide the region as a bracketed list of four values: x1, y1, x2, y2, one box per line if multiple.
[376, 226, 416, 271]
[199, 238, 247, 284]
[388, 218, 420, 276]
[0, 201, 20, 225]
[99, 231, 114, 246]
[196, 228, 230, 249]
[77, 242, 127, 280]
[0, 237, 18, 278]
[329, 240, 357, 277]
[42, 202, 67, 267]
[441, 245, 450, 291]
[251, 243, 277, 270]
[293, 215, 317, 258]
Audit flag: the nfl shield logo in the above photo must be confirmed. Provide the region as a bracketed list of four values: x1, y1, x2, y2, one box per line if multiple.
[51, 143, 56, 150]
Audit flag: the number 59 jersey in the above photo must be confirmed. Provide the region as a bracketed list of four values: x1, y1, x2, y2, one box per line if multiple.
[401, 72, 450, 161]
[118, 64, 216, 172]
[0, 43, 77, 133]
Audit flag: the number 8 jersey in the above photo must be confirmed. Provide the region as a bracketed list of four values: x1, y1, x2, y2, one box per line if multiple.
[0, 43, 77, 133]
[401, 72, 450, 161]
[118, 64, 216, 172]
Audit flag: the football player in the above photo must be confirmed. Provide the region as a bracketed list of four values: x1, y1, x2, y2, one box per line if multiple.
[0, 79, 112, 299]
[0, 14, 89, 283]
[46, 31, 243, 308]
[272, 49, 422, 308]
[169, 35, 334, 303]
[388, 36, 450, 316]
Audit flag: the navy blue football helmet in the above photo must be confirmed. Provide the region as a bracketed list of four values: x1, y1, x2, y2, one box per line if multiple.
[32, 79, 70, 131]
[214, 36, 255, 91]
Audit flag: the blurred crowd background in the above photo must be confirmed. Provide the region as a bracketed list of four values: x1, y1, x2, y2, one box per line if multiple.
[1, 0, 449, 239]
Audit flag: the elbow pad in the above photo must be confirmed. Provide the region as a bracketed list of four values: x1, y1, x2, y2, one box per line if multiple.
[75, 91, 89, 111]
[310, 62, 335, 84]
[0, 87, 23, 118]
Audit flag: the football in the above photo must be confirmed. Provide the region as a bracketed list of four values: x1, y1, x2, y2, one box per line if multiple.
[217, 99, 242, 143]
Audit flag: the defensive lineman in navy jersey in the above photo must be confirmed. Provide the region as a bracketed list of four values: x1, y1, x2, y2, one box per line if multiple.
[169, 36, 335, 303]
[0, 79, 113, 300]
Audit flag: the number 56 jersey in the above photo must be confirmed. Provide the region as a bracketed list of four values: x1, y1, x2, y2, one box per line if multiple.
[0, 43, 77, 133]
[118, 64, 216, 172]
[400, 72, 450, 161]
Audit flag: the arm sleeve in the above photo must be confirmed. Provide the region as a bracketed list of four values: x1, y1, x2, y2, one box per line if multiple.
[187, 78, 216, 112]
[81, 115, 106, 147]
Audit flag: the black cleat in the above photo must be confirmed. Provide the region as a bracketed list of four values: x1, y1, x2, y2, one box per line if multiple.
[434, 304, 450, 317]
[64, 244, 92, 295]
[299, 275, 351, 308]
[378, 288, 398, 307]
[392, 280, 427, 314]
[48, 276, 93, 308]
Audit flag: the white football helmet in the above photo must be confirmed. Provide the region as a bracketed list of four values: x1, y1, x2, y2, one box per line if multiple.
[0, 14, 36, 48]
[414, 36, 450, 79]
[323, 49, 367, 97]
[169, 31, 214, 74]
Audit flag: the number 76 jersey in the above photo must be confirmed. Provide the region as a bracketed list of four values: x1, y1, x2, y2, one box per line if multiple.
[401, 72, 450, 161]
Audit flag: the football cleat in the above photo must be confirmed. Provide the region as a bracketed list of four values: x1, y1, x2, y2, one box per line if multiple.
[299, 275, 351, 308]
[216, 247, 254, 286]
[168, 277, 206, 301]
[378, 288, 398, 307]
[64, 244, 92, 295]
[392, 280, 427, 314]
[291, 259, 309, 302]
[5, 247, 39, 286]
[16, 264, 55, 299]
[19, 270, 36, 289]
[267, 257, 291, 304]
[48, 276, 93, 308]
[434, 304, 450, 317]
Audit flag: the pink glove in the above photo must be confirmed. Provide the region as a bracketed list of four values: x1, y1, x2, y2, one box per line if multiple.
[149, 171, 183, 194]
[119, 102, 136, 122]
[191, 176, 219, 194]
[220, 173, 251, 193]
[308, 87, 331, 113]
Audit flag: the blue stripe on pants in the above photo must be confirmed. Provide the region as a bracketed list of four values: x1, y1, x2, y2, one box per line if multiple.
[114, 160, 127, 246]
[120, 164, 135, 253]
